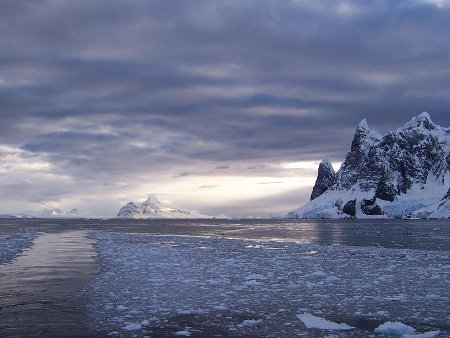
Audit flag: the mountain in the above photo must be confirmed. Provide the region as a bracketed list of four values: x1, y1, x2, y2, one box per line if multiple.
[288, 113, 450, 219]
[28, 208, 95, 218]
[116, 195, 213, 219]
[0, 214, 35, 219]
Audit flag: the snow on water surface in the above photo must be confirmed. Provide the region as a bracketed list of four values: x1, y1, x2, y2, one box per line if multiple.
[0, 233, 35, 264]
[84, 233, 449, 337]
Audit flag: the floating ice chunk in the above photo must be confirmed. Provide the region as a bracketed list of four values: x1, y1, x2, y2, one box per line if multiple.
[310, 271, 327, 277]
[123, 323, 141, 331]
[116, 305, 128, 312]
[297, 313, 354, 330]
[325, 276, 340, 283]
[241, 319, 263, 326]
[245, 274, 267, 280]
[374, 321, 416, 336]
[243, 279, 263, 286]
[213, 305, 227, 310]
[403, 331, 440, 338]
[174, 330, 191, 336]
[177, 310, 192, 315]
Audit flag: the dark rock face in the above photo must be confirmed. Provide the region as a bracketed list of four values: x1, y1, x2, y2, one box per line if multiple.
[337, 120, 382, 190]
[342, 199, 356, 217]
[330, 113, 449, 201]
[375, 173, 397, 202]
[310, 160, 337, 200]
[361, 198, 383, 216]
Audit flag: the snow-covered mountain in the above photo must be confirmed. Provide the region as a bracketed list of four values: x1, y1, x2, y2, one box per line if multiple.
[28, 208, 95, 218]
[116, 195, 213, 219]
[288, 113, 449, 219]
[0, 214, 35, 219]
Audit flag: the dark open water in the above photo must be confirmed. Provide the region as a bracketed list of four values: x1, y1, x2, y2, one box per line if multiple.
[0, 218, 448, 337]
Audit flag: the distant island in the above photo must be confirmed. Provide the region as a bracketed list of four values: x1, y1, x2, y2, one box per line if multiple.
[288, 113, 449, 219]
[116, 194, 226, 219]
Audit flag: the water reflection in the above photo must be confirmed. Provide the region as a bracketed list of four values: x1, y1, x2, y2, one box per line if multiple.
[0, 231, 99, 337]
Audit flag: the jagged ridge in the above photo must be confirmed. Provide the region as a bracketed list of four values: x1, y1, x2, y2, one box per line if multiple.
[288, 113, 450, 219]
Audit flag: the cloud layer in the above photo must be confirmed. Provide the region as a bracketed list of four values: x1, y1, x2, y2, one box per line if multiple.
[1, 0, 449, 216]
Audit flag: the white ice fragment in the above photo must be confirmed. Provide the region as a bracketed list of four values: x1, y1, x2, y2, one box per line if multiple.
[403, 331, 440, 338]
[174, 330, 191, 336]
[123, 323, 142, 331]
[243, 280, 263, 286]
[116, 305, 128, 312]
[297, 313, 354, 330]
[325, 276, 340, 283]
[177, 310, 192, 315]
[213, 305, 227, 310]
[244, 274, 267, 280]
[141, 319, 150, 326]
[310, 271, 327, 277]
[374, 321, 416, 336]
[241, 319, 263, 326]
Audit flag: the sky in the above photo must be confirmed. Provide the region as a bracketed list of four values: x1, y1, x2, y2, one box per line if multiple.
[1, 0, 450, 217]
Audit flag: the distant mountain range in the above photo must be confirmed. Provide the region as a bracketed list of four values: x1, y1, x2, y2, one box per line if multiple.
[116, 195, 220, 219]
[288, 113, 449, 219]
[2, 208, 96, 219]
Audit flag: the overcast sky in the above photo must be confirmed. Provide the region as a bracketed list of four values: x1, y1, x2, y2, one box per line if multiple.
[1, 0, 450, 217]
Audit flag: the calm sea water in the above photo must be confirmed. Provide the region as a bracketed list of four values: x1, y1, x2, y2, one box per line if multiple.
[0, 218, 449, 251]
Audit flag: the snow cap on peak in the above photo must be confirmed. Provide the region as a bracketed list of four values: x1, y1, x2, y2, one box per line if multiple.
[417, 111, 431, 120]
[145, 194, 161, 203]
[411, 111, 433, 125]
[320, 158, 333, 167]
[401, 112, 435, 131]
[358, 118, 369, 130]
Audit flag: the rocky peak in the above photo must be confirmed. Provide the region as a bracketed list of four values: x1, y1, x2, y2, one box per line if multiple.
[337, 119, 382, 189]
[310, 159, 336, 201]
[117, 202, 139, 217]
[141, 195, 162, 214]
[400, 112, 436, 132]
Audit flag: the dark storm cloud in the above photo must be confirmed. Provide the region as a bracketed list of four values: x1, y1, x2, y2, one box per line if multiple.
[1, 0, 450, 214]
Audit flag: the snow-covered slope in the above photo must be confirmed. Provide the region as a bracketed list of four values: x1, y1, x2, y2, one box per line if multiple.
[412, 188, 450, 219]
[288, 113, 450, 219]
[116, 195, 212, 219]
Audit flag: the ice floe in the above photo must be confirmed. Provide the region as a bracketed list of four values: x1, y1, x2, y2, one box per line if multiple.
[374, 321, 441, 337]
[84, 233, 449, 337]
[297, 313, 354, 330]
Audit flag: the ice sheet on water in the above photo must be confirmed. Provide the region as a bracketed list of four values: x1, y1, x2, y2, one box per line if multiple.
[297, 313, 354, 330]
[84, 233, 449, 337]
